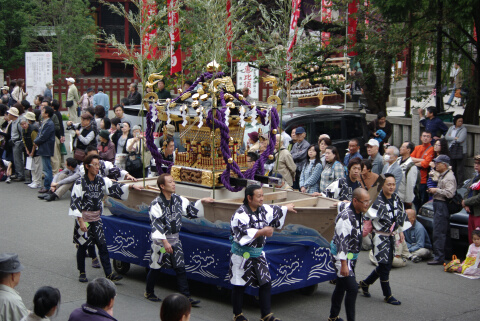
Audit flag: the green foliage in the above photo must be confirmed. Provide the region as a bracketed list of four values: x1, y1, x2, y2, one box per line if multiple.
[28, 0, 98, 77]
[0, 0, 33, 71]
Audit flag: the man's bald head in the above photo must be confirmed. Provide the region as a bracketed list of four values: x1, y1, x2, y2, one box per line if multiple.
[352, 187, 369, 200]
[406, 209, 416, 225]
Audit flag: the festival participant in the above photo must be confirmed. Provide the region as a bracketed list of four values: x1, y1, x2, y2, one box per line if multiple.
[324, 157, 363, 201]
[328, 188, 371, 321]
[158, 138, 175, 174]
[145, 174, 213, 304]
[358, 174, 411, 306]
[83, 146, 137, 182]
[69, 154, 143, 283]
[68, 278, 118, 321]
[246, 152, 258, 170]
[230, 185, 296, 321]
[0, 253, 29, 321]
[360, 159, 379, 191]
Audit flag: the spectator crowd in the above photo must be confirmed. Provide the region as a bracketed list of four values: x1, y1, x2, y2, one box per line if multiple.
[1, 76, 480, 321]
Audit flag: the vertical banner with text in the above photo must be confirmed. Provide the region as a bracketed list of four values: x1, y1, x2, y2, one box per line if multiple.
[142, 0, 158, 60]
[226, 0, 233, 61]
[321, 0, 332, 46]
[347, 0, 358, 56]
[237, 62, 259, 100]
[286, 0, 302, 82]
[25, 52, 53, 106]
[168, 0, 182, 74]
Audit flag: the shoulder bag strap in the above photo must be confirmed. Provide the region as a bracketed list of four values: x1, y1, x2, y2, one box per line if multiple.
[420, 145, 432, 159]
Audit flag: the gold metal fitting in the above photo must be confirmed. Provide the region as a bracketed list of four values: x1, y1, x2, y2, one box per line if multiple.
[268, 155, 274, 160]
[272, 129, 277, 134]
[192, 93, 199, 100]
[238, 94, 244, 101]
[226, 102, 235, 108]
[200, 94, 209, 101]
[228, 158, 233, 164]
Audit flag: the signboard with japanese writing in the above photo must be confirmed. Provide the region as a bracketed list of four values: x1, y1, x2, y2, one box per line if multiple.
[236, 62, 259, 100]
[25, 52, 53, 105]
[142, 0, 158, 60]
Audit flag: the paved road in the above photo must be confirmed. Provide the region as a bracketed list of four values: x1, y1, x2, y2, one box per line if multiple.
[1, 181, 479, 321]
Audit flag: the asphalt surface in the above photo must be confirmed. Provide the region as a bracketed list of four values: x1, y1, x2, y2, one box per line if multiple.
[1, 181, 479, 321]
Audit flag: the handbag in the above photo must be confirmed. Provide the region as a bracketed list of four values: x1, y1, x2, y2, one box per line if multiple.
[60, 143, 67, 156]
[74, 148, 86, 162]
[447, 192, 463, 215]
[444, 255, 461, 273]
[125, 152, 143, 175]
[449, 143, 463, 159]
[65, 100, 74, 108]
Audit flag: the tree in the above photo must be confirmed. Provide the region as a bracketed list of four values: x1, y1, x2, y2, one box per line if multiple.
[29, 0, 98, 77]
[0, 0, 33, 71]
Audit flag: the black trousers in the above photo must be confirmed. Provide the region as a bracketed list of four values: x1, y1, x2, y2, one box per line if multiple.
[364, 237, 394, 298]
[329, 262, 358, 321]
[146, 267, 190, 297]
[232, 282, 271, 318]
[77, 242, 112, 276]
[432, 200, 452, 261]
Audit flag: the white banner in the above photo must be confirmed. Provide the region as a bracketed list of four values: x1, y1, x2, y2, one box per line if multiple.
[236, 62, 259, 100]
[25, 52, 53, 105]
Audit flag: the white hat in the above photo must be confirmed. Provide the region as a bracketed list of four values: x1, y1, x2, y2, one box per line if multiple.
[365, 139, 379, 147]
[7, 107, 19, 118]
[65, 77, 75, 83]
[1, 86, 9, 91]
[25, 112, 36, 122]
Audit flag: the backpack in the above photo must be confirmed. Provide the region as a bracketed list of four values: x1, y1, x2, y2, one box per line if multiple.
[405, 162, 421, 203]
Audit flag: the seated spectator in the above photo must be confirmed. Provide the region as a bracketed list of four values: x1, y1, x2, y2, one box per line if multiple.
[125, 83, 142, 105]
[299, 145, 322, 194]
[98, 130, 116, 163]
[365, 139, 383, 175]
[360, 159, 379, 190]
[126, 125, 151, 178]
[0, 253, 28, 321]
[462, 155, 480, 243]
[160, 293, 191, 321]
[324, 157, 362, 201]
[0, 159, 13, 183]
[404, 209, 433, 263]
[68, 278, 118, 321]
[21, 286, 61, 321]
[246, 152, 258, 170]
[38, 158, 81, 202]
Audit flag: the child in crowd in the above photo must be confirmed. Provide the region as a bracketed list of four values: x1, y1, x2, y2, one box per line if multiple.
[460, 229, 480, 276]
[20, 286, 61, 321]
[160, 293, 191, 321]
[0, 158, 13, 183]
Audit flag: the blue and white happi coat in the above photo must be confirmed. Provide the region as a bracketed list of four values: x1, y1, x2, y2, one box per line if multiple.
[331, 202, 363, 277]
[148, 193, 201, 270]
[365, 192, 411, 264]
[69, 174, 129, 246]
[229, 204, 287, 286]
[325, 177, 362, 201]
[79, 160, 128, 181]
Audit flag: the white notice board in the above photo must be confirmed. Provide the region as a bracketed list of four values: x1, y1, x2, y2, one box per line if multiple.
[236, 62, 259, 100]
[25, 52, 53, 105]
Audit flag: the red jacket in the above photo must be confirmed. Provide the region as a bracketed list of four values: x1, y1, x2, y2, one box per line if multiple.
[411, 143, 434, 184]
